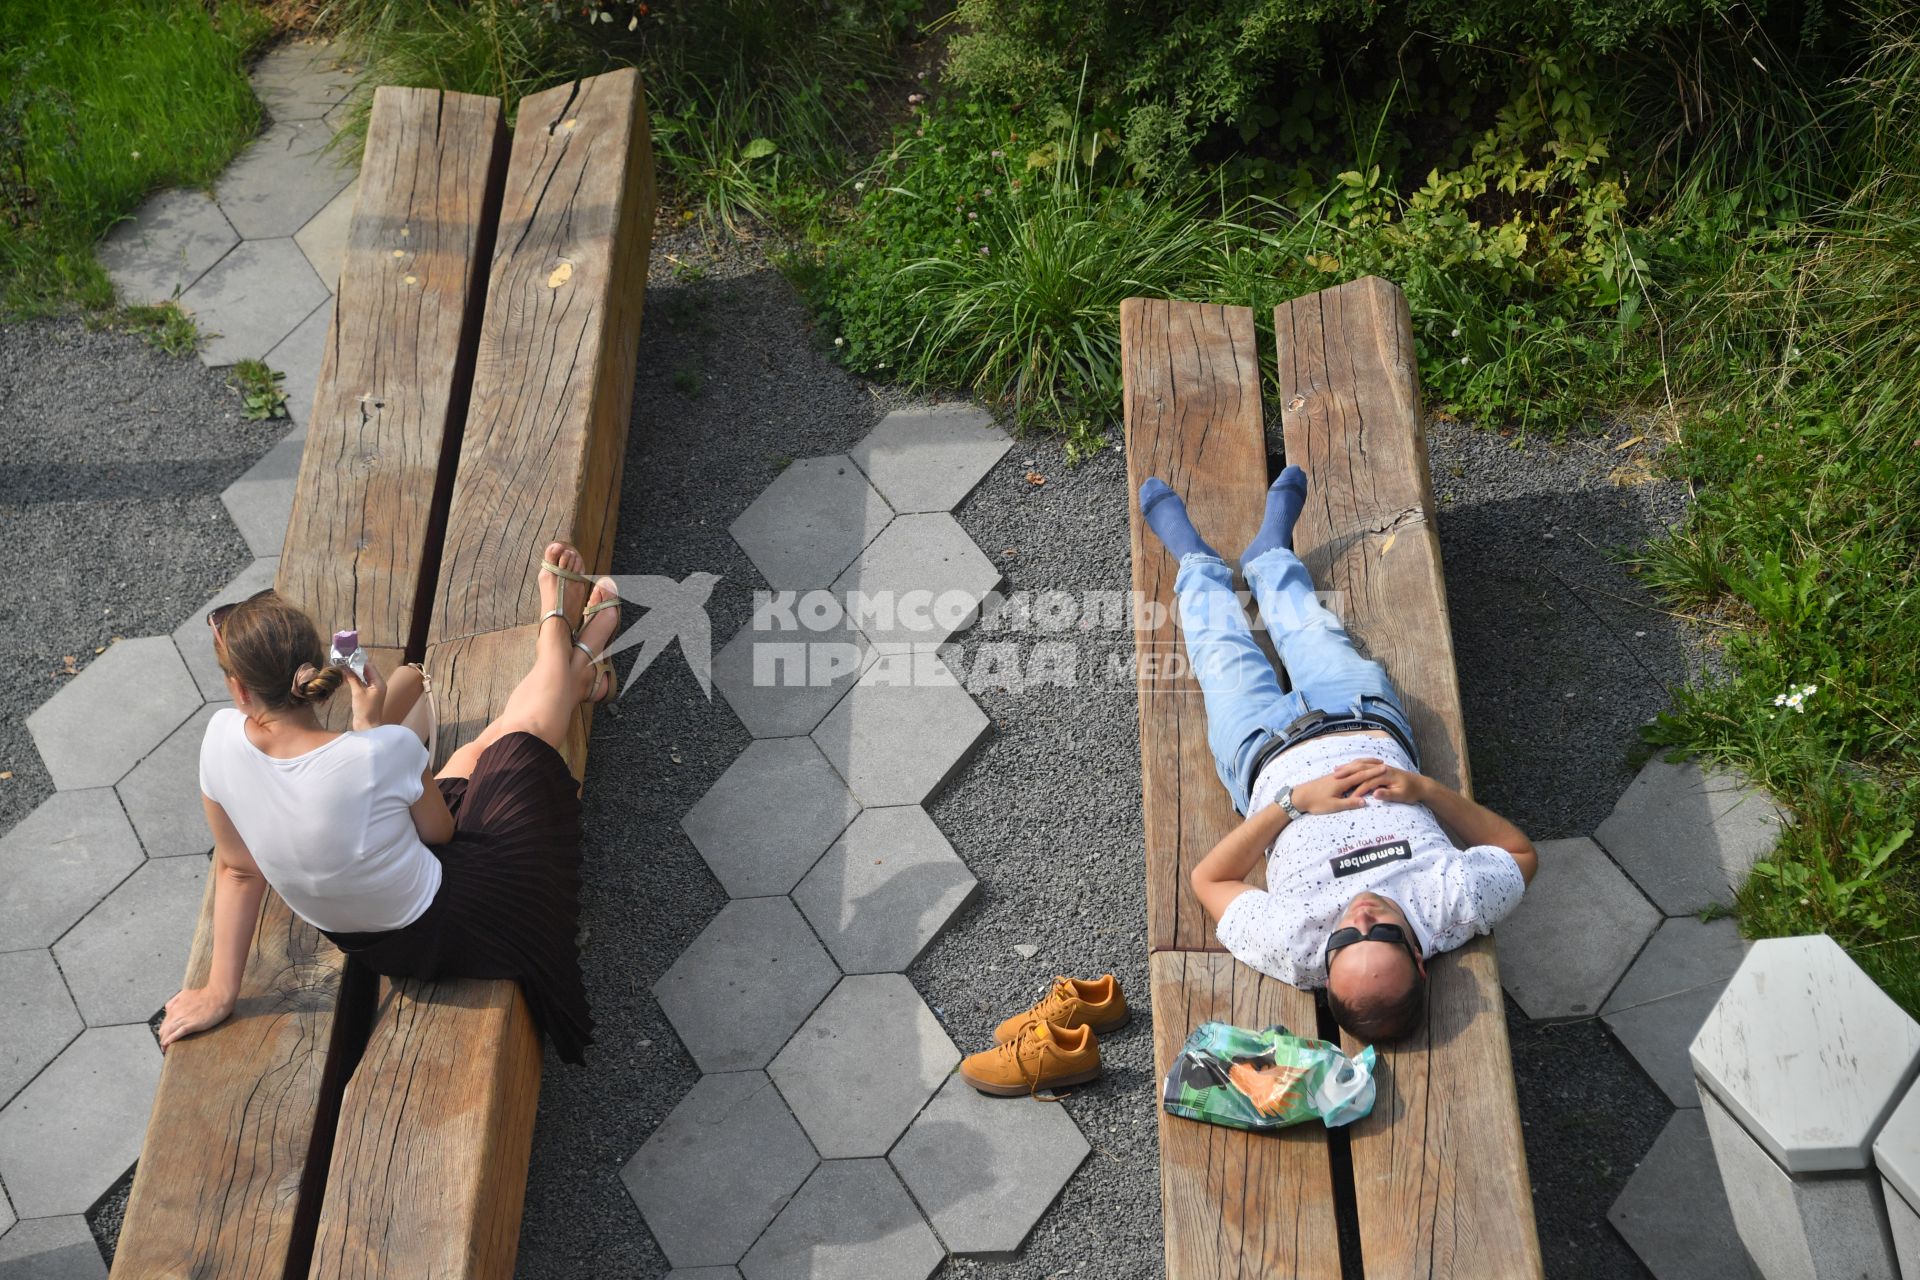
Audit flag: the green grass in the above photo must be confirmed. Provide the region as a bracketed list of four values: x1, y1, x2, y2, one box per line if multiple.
[0, 0, 270, 312]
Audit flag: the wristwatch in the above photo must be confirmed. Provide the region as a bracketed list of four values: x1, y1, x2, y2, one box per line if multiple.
[1277, 786, 1304, 821]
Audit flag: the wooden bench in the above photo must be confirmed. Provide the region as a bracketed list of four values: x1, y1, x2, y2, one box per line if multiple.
[1121, 281, 1543, 1279]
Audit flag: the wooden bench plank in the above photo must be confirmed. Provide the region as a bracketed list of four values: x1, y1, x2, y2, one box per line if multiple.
[309, 68, 653, 1280]
[110, 86, 507, 1280]
[1120, 298, 1340, 1279]
[1277, 275, 1542, 1279]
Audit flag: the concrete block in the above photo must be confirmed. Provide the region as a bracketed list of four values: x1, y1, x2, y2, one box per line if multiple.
[1596, 757, 1783, 915]
[0, 1025, 160, 1218]
[264, 297, 332, 427]
[830, 513, 1003, 647]
[812, 653, 989, 807]
[680, 738, 860, 899]
[792, 807, 978, 974]
[1609, 1107, 1756, 1280]
[221, 422, 307, 558]
[0, 1215, 108, 1280]
[653, 898, 840, 1073]
[1874, 1067, 1920, 1279]
[0, 790, 143, 949]
[711, 613, 872, 740]
[212, 119, 352, 240]
[27, 636, 200, 791]
[118, 704, 224, 858]
[849, 403, 1011, 514]
[769, 975, 959, 1159]
[1494, 836, 1659, 1019]
[293, 179, 355, 292]
[1602, 915, 1749, 1106]
[1701, 1086, 1897, 1280]
[172, 557, 280, 699]
[97, 188, 238, 305]
[621, 1071, 819, 1270]
[55, 856, 209, 1026]
[1694, 934, 1920, 1173]
[250, 41, 352, 122]
[0, 1177, 10, 1236]
[730, 455, 891, 591]
[1886, 1178, 1920, 1280]
[0, 949, 82, 1108]
[742, 1159, 943, 1280]
[890, 1074, 1090, 1256]
[667, 1272, 741, 1280]
[180, 237, 330, 368]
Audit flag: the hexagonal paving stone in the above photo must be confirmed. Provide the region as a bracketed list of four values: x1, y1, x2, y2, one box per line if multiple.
[1609, 1108, 1755, 1280]
[812, 653, 988, 807]
[0, 791, 143, 949]
[55, 856, 209, 1027]
[741, 1159, 943, 1280]
[27, 636, 200, 791]
[97, 188, 238, 305]
[250, 41, 352, 123]
[222, 422, 307, 557]
[0, 1177, 11, 1237]
[890, 1073, 1090, 1256]
[181, 238, 331, 368]
[831, 513, 1003, 647]
[622, 1071, 819, 1270]
[1601, 916, 1749, 1106]
[653, 898, 841, 1073]
[0, 950, 82, 1107]
[680, 739, 860, 899]
[711, 613, 872, 740]
[770, 975, 959, 1159]
[266, 297, 332, 426]
[0, 1215, 108, 1280]
[730, 455, 891, 591]
[118, 704, 224, 859]
[792, 807, 978, 974]
[173, 557, 279, 700]
[1493, 836, 1658, 1020]
[849, 403, 1012, 514]
[667, 1272, 741, 1280]
[294, 178, 356, 292]
[1594, 757, 1782, 916]
[213, 119, 353, 241]
[0, 1025, 160, 1218]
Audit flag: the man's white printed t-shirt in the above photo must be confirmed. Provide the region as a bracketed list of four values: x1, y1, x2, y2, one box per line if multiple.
[1213, 732, 1526, 989]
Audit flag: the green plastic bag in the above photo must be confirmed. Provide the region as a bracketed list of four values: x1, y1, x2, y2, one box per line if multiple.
[1161, 1021, 1376, 1132]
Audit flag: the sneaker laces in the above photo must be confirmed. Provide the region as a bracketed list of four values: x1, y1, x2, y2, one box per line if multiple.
[988, 1022, 1072, 1103]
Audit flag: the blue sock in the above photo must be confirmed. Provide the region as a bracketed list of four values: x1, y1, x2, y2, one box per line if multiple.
[1139, 478, 1218, 561]
[1242, 465, 1307, 568]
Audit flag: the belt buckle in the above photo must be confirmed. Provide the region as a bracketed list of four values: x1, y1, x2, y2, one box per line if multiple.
[1283, 709, 1330, 738]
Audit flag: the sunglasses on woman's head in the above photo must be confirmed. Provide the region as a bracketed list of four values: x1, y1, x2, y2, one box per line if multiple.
[207, 588, 274, 633]
[1324, 921, 1421, 970]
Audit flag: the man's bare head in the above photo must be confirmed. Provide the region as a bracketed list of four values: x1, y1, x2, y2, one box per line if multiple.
[1324, 892, 1427, 1042]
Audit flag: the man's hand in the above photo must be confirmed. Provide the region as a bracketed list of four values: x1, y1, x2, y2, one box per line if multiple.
[346, 657, 387, 731]
[1340, 758, 1430, 805]
[158, 985, 236, 1049]
[1292, 758, 1426, 813]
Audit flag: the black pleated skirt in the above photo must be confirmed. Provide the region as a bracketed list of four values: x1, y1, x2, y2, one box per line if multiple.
[320, 731, 594, 1065]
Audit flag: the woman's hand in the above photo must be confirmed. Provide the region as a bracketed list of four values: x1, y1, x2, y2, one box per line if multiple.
[346, 656, 388, 731]
[1292, 758, 1430, 814]
[158, 986, 236, 1049]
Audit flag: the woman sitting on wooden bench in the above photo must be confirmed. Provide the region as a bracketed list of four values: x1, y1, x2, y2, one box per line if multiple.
[1139, 468, 1538, 1042]
[155, 541, 620, 1065]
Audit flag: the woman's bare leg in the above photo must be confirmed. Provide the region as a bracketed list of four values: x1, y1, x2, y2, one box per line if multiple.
[382, 663, 424, 725]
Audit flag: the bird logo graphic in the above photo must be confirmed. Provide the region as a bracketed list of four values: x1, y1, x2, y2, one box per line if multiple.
[597, 571, 721, 698]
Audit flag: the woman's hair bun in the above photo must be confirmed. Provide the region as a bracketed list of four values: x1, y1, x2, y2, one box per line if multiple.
[290, 664, 345, 705]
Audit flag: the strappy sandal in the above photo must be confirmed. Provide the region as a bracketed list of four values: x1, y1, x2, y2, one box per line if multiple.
[539, 555, 593, 635]
[574, 641, 615, 704]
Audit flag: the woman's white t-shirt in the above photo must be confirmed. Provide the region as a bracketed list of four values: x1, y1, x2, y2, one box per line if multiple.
[198, 708, 442, 933]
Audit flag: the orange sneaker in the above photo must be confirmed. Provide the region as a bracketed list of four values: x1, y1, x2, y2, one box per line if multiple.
[993, 974, 1130, 1044]
[960, 1021, 1103, 1097]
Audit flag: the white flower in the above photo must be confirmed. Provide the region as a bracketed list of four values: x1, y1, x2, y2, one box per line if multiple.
[1802, 683, 1818, 695]
[967, 211, 978, 221]
[908, 93, 925, 105]
[1459, 355, 1469, 365]
[978, 246, 990, 257]
[833, 336, 844, 347]
[853, 181, 865, 191]
[1450, 326, 1460, 337]
[991, 150, 1003, 159]
[130, 150, 141, 160]
[982, 186, 993, 196]
[1773, 693, 1787, 706]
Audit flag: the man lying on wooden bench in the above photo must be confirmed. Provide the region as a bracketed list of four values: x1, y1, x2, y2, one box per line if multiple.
[1137, 465, 1539, 1041]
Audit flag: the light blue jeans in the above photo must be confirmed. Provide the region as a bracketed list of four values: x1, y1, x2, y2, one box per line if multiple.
[1174, 548, 1419, 815]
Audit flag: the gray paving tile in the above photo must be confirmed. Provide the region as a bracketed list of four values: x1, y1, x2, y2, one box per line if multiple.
[0, 1179, 10, 1236]
[0, 791, 143, 949]
[1595, 757, 1783, 915]
[729, 455, 891, 591]
[250, 41, 352, 122]
[0, 950, 82, 1108]
[172, 557, 280, 700]
[792, 807, 978, 974]
[0, 1215, 107, 1280]
[294, 177, 356, 292]
[1609, 1108, 1755, 1280]
[181, 237, 331, 367]
[55, 856, 208, 1027]
[266, 297, 332, 426]
[222, 421, 307, 557]
[0, 1025, 160, 1218]
[770, 975, 959, 1159]
[711, 613, 872, 740]
[1493, 836, 1658, 1020]
[741, 1158, 943, 1280]
[653, 898, 840, 1073]
[1601, 916, 1749, 1106]
[680, 739, 859, 899]
[812, 654, 989, 807]
[622, 1071, 819, 1270]
[890, 1073, 1089, 1257]
[1693, 933, 1920, 1174]
[849, 403, 1011, 514]
[213, 119, 352, 240]
[97, 188, 238, 305]
[117, 704, 224, 859]
[1877, 1070, 1920, 1257]
[27, 636, 200, 791]
[667, 1272, 742, 1280]
[831, 513, 1003, 647]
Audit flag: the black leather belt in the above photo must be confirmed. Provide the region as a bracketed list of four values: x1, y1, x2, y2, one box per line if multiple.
[1246, 707, 1420, 782]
